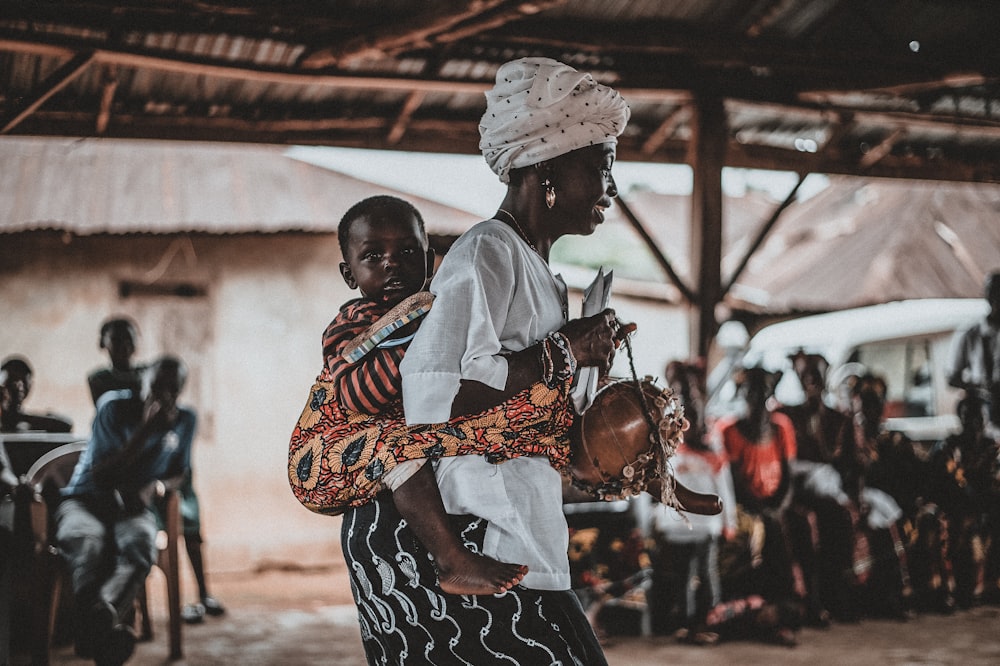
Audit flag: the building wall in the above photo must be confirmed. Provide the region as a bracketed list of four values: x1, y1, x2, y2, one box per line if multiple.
[0, 231, 689, 573]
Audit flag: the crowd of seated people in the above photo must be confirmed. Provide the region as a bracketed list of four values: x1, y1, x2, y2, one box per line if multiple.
[639, 352, 1000, 648]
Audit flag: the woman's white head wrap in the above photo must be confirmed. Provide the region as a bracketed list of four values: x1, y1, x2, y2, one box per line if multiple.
[479, 57, 630, 183]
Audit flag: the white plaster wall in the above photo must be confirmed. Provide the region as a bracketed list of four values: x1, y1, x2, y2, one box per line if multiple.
[206, 245, 353, 570]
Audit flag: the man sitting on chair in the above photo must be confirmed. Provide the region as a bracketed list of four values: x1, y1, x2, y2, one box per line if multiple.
[56, 356, 194, 666]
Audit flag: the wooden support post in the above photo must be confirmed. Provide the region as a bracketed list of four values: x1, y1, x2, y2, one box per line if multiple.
[164, 490, 183, 659]
[689, 95, 726, 359]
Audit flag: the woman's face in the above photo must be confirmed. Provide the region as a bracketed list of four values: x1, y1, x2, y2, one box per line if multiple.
[547, 142, 618, 238]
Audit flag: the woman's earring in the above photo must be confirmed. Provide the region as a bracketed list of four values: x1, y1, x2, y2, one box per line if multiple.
[543, 179, 556, 209]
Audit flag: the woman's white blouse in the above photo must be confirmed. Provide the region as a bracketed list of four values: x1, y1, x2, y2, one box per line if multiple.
[400, 219, 572, 590]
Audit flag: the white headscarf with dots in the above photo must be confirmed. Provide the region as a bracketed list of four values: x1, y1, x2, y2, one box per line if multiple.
[479, 57, 631, 183]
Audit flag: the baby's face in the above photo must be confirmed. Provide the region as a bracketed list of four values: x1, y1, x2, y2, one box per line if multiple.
[343, 213, 430, 307]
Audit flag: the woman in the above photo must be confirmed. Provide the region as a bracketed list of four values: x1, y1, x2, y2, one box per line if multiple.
[340, 57, 629, 664]
[714, 367, 800, 606]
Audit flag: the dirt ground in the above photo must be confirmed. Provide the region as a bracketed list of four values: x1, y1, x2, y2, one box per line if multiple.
[37, 564, 1000, 666]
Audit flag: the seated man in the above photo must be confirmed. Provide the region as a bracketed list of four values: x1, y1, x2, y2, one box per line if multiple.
[55, 356, 194, 665]
[0, 355, 73, 433]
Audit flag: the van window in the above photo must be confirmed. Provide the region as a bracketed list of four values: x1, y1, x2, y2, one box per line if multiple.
[849, 337, 934, 418]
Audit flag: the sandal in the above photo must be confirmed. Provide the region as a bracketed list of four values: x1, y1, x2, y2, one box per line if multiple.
[181, 603, 205, 624]
[202, 595, 227, 617]
[774, 627, 797, 647]
[692, 631, 719, 646]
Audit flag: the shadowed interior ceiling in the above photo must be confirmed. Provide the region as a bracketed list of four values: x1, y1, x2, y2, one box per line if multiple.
[2, 0, 999, 184]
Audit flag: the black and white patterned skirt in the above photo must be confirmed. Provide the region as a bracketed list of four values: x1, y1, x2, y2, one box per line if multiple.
[341, 493, 607, 665]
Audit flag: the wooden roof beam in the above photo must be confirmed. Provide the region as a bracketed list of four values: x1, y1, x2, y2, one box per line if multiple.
[95, 64, 118, 135]
[743, 0, 798, 38]
[298, 0, 510, 68]
[640, 105, 689, 157]
[723, 175, 804, 297]
[615, 194, 698, 305]
[427, 0, 567, 47]
[720, 138, 1000, 183]
[387, 90, 425, 145]
[734, 99, 1000, 136]
[19, 35, 986, 114]
[858, 127, 906, 168]
[0, 35, 494, 93]
[1, 50, 95, 134]
[12, 108, 999, 183]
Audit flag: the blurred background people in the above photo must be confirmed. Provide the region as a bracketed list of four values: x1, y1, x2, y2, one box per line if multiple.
[651, 360, 737, 644]
[927, 395, 1000, 608]
[86, 317, 225, 625]
[87, 318, 145, 405]
[948, 270, 1000, 430]
[778, 352, 852, 626]
[836, 373, 916, 618]
[57, 356, 194, 665]
[0, 355, 73, 433]
[779, 352, 847, 465]
[713, 366, 800, 612]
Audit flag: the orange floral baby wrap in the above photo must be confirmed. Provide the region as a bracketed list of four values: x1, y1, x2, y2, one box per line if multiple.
[288, 369, 575, 515]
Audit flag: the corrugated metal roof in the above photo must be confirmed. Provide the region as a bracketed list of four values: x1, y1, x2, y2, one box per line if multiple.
[729, 176, 1000, 312]
[0, 136, 481, 236]
[2, 1, 998, 183]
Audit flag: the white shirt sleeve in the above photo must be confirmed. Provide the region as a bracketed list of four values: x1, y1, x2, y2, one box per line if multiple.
[401, 221, 565, 424]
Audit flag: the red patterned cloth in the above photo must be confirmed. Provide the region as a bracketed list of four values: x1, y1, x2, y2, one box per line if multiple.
[288, 371, 574, 514]
[288, 296, 575, 515]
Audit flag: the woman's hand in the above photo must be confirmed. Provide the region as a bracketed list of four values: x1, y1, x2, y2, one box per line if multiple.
[558, 308, 636, 374]
[450, 310, 634, 418]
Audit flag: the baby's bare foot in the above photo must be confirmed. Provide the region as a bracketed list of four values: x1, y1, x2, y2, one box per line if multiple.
[437, 553, 527, 596]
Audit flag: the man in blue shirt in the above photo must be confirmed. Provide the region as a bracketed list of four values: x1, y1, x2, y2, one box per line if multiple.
[56, 356, 194, 665]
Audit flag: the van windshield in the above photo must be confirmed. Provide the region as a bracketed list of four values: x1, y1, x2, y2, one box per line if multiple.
[849, 337, 934, 418]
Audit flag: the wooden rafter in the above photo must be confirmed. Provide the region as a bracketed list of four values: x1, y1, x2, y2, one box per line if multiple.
[722, 175, 804, 298]
[298, 0, 511, 68]
[1, 50, 95, 134]
[641, 105, 689, 157]
[95, 64, 118, 135]
[859, 127, 906, 168]
[616, 195, 697, 305]
[1, 12, 998, 185]
[387, 90, 425, 145]
[0, 36, 492, 93]
[427, 0, 567, 46]
[744, 0, 798, 38]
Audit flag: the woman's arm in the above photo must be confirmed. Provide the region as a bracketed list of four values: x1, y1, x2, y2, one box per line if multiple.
[402, 226, 624, 424]
[449, 309, 626, 418]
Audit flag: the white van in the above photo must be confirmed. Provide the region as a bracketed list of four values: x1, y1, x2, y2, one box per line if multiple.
[707, 299, 989, 446]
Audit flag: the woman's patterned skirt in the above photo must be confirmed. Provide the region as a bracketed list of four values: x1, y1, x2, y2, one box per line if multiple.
[341, 494, 607, 665]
